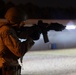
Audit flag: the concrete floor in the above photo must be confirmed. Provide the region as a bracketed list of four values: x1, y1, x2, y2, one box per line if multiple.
[19, 48, 76, 75]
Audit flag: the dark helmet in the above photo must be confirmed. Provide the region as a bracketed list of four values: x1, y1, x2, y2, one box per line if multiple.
[5, 6, 26, 24]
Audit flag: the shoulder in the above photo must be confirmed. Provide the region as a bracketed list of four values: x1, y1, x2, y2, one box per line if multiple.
[0, 25, 16, 38]
[0, 22, 13, 35]
[0, 25, 10, 33]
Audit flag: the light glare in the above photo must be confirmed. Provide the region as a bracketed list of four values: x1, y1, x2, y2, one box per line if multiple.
[66, 21, 76, 30]
[66, 25, 76, 30]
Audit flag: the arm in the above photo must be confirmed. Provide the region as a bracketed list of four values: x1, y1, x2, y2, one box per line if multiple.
[2, 26, 34, 58]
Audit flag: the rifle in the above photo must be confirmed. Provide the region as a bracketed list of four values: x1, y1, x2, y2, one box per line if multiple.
[13, 20, 66, 43]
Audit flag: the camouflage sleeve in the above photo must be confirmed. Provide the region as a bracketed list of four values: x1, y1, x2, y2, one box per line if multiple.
[2, 26, 34, 57]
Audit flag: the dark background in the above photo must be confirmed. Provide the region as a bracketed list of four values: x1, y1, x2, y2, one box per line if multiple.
[3, 0, 76, 8]
[1, 0, 76, 19]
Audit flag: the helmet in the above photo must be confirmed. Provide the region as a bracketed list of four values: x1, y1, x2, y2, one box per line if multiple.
[5, 6, 25, 24]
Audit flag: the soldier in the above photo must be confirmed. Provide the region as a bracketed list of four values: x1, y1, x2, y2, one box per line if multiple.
[0, 6, 35, 75]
